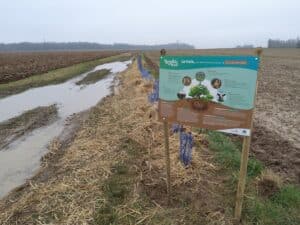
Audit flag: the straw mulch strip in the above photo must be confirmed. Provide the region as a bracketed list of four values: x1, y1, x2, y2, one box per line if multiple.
[0, 60, 232, 225]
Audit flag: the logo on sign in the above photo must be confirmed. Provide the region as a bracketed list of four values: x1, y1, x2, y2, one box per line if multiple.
[164, 59, 178, 67]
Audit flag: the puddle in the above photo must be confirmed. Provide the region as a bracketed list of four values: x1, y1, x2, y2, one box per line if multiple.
[0, 60, 131, 198]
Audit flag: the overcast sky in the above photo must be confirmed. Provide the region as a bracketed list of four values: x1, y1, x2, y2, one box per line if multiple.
[1, 0, 299, 48]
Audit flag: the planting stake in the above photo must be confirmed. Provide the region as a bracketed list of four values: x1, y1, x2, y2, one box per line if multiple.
[234, 48, 262, 221]
[163, 118, 171, 204]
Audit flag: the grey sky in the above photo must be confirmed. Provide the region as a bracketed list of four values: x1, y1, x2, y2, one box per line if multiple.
[1, 0, 299, 48]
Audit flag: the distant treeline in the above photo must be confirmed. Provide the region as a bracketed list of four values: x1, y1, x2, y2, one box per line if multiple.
[268, 38, 300, 48]
[0, 42, 194, 52]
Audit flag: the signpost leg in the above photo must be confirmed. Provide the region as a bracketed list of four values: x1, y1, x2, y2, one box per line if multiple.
[235, 48, 262, 221]
[234, 135, 251, 221]
[163, 118, 171, 204]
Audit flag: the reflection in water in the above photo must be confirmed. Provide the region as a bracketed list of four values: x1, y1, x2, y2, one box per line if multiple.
[0, 60, 131, 198]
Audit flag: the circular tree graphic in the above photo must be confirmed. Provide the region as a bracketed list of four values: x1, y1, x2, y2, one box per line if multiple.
[195, 72, 205, 83]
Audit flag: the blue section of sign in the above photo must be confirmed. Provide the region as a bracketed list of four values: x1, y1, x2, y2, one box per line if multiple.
[160, 55, 259, 71]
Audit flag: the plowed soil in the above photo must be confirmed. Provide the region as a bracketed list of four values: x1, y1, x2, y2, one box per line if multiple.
[0, 51, 121, 83]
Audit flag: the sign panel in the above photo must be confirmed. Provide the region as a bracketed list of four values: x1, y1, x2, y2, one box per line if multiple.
[158, 55, 260, 136]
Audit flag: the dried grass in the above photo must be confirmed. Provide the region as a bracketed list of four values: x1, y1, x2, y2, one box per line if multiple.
[0, 60, 232, 225]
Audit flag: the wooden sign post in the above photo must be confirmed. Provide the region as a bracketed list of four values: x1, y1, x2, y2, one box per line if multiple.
[234, 135, 252, 220]
[161, 49, 171, 204]
[234, 48, 263, 221]
[158, 48, 262, 214]
[163, 118, 171, 204]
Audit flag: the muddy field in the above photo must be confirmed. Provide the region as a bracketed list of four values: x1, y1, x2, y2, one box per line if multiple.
[0, 51, 122, 83]
[145, 48, 300, 183]
[0, 105, 58, 150]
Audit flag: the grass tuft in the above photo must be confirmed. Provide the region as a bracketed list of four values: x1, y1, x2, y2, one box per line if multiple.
[244, 185, 300, 225]
[94, 138, 146, 224]
[120, 137, 147, 157]
[257, 169, 282, 198]
[104, 163, 132, 205]
[207, 131, 263, 177]
[205, 131, 300, 225]
[94, 203, 117, 225]
[111, 163, 129, 175]
[271, 185, 300, 208]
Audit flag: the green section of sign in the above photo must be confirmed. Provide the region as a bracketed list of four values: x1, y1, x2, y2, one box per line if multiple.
[159, 56, 259, 110]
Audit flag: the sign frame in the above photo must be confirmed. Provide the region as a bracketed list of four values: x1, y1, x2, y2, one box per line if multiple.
[157, 49, 263, 221]
[158, 55, 260, 137]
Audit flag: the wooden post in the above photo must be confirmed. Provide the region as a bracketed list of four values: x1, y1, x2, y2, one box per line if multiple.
[234, 135, 251, 220]
[160, 50, 171, 203]
[234, 48, 263, 222]
[163, 118, 171, 203]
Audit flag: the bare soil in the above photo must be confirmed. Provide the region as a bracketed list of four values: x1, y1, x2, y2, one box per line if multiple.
[253, 51, 300, 184]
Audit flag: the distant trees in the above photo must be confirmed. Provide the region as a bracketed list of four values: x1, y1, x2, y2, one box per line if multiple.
[268, 38, 300, 48]
[0, 42, 195, 52]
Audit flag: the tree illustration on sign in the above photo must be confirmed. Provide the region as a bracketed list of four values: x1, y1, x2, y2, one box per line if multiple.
[189, 85, 213, 110]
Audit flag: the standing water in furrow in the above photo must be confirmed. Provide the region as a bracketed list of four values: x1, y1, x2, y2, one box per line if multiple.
[0, 60, 131, 198]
